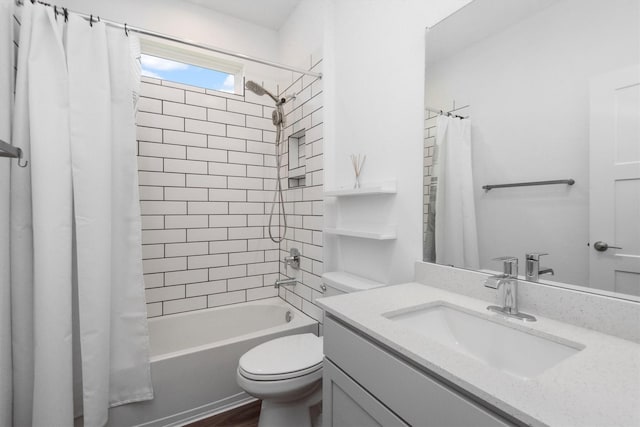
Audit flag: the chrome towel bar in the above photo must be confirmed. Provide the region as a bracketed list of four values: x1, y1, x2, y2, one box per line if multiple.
[482, 179, 575, 191]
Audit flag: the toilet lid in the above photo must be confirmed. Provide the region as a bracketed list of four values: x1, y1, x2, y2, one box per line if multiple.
[239, 334, 323, 381]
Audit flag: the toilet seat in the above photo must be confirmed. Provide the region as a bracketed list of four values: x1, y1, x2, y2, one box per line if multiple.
[238, 333, 323, 381]
[239, 361, 322, 381]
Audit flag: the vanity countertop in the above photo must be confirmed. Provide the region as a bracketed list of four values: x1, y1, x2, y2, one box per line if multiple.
[317, 282, 640, 427]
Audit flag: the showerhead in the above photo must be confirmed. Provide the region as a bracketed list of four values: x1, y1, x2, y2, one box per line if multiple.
[245, 80, 279, 104]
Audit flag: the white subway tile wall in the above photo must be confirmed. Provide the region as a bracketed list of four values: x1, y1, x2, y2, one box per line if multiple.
[138, 64, 324, 320]
[137, 77, 285, 317]
[276, 59, 325, 323]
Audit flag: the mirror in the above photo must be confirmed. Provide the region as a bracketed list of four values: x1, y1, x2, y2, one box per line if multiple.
[423, 0, 640, 300]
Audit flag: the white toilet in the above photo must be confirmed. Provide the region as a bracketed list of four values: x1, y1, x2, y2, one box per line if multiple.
[236, 272, 384, 427]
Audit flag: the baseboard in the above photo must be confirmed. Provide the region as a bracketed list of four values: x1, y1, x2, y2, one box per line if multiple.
[135, 392, 257, 427]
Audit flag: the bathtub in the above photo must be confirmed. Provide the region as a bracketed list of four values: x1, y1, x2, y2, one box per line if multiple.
[106, 297, 318, 427]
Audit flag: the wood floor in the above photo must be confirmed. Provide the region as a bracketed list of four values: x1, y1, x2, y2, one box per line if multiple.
[186, 400, 261, 427]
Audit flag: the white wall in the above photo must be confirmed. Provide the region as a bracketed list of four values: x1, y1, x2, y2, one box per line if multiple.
[53, 0, 327, 103]
[50, 0, 282, 82]
[277, 0, 324, 71]
[426, 0, 639, 285]
[322, 0, 471, 284]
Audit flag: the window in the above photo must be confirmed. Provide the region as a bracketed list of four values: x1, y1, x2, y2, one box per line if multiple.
[139, 38, 244, 94]
[140, 54, 235, 92]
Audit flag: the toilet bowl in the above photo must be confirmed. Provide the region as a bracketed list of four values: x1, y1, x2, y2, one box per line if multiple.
[236, 333, 323, 427]
[236, 272, 384, 427]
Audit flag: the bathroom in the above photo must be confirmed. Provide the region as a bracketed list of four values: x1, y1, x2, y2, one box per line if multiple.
[0, 0, 638, 426]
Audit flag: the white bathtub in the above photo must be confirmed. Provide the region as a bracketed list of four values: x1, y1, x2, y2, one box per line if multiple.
[106, 297, 318, 427]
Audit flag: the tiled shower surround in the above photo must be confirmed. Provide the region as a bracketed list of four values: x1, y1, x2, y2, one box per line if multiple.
[277, 60, 324, 323]
[137, 60, 324, 323]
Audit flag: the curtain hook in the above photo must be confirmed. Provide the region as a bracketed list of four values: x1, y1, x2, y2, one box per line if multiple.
[89, 14, 93, 27]
[16, 148, 28, 168]
[124, 23, 129, 36]
[53, 5, 57, 19]
[64, 8, 68, 22]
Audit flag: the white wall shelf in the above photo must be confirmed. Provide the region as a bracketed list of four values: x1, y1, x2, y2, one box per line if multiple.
[324, 228, 397, 240]
[324, 180, 396, 198]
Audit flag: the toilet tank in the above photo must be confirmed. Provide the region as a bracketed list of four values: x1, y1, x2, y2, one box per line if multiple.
[321, 271, 385, 297]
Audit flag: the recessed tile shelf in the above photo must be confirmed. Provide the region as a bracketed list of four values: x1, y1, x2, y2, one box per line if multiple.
[323, 180, 397, 197]
[324, 228, 397, 240]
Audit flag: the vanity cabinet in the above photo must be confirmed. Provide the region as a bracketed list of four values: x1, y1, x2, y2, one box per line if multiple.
[322, 315, 516, 427]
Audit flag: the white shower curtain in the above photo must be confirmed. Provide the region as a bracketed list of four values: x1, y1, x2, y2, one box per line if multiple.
[0, 1, 14, 426]
[434, 115, 480, 269]
[5, 3, 153, 426]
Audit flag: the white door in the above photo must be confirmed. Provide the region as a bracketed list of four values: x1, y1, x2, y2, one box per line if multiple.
[589, 65, 640, 296]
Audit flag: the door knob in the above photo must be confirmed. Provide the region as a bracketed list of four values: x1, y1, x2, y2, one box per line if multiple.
[593, 241, 623, 252]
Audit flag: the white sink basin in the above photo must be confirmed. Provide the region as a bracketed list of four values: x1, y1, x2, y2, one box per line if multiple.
[384, 302, 584, 380]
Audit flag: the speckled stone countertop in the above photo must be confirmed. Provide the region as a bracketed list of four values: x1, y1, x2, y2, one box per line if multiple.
[317, 282, 640, 427]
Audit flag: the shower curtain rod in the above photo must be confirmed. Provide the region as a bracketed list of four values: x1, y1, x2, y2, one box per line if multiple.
[425, 105, 467, 120]
[14, 0, 323, 79]
[0, 138, 28, 167]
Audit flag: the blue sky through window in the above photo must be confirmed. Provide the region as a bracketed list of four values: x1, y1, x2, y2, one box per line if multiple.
[140, 54, 235, 93]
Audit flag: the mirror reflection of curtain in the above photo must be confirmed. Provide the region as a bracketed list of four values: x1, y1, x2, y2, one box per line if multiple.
[423, 176, 437, 262]
[433, 116, 479, 269]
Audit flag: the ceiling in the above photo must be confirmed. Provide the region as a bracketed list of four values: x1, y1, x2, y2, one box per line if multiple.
[183, 0, 302, 31]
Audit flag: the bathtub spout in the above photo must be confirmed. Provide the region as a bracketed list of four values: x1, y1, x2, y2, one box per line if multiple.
[275, 278, 297, 288]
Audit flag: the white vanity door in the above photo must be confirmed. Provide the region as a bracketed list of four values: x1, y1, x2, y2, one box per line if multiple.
[323, 359, 409, 427]
[589, 65, 640, 296]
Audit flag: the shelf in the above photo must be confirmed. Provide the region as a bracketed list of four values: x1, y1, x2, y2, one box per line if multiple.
[324, 180, 396, 197]
[324, 228, 397, 240]
[322, 271, 385, 291]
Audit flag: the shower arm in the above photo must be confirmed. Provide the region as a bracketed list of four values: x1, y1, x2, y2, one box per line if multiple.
[278, 94, 296, 106]
[262, 89, 280, 104]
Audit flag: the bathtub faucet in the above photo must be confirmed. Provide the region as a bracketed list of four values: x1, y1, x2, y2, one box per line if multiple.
[274, 278, 297, 289]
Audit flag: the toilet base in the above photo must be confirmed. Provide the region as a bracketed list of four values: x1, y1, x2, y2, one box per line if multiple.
[257, 383, 322, 427]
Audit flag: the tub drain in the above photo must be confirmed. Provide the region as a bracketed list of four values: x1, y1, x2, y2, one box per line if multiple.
[285, 311, 292, 323]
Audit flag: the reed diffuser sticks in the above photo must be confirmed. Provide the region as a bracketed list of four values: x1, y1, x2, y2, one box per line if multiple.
[350, 154, 366, 189]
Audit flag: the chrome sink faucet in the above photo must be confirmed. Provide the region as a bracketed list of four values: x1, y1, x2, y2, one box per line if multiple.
[484, 257, 536, 322]
[525, 252, 554, 282]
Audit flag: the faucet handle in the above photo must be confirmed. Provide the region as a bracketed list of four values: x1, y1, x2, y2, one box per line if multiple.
[492, 256, 518, 278]
[526, 252, 548, 261]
